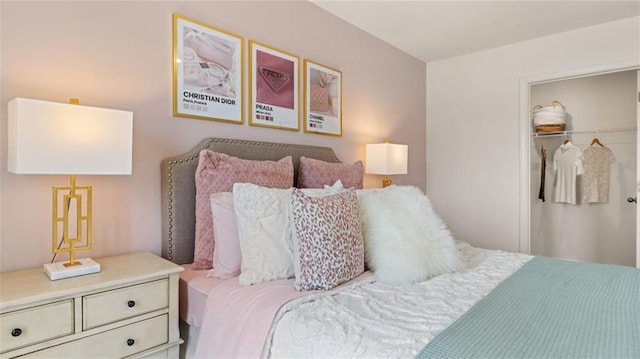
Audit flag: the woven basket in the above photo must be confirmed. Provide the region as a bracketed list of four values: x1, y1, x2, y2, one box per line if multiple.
[535, 123, 565, 133]
[533, 100, 566, 133]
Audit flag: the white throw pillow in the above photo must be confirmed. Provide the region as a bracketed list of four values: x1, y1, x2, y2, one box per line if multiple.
[357, 185, 462, 285]
[208, 192, 241, 279]
[233, 181, 344, 285]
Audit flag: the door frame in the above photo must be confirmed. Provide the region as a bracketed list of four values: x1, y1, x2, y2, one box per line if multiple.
[518, 57, 640, 267]
[636, 69, 640, 268]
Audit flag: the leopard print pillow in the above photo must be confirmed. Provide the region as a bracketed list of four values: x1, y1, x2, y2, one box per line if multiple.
[291, 188, 364, 291]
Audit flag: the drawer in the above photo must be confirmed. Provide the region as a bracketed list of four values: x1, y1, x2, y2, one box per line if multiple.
[138, 348, 170, 359]
[23, 314, 168, 358]
[83, 279, 168, 330]
[0, 300, 73, 353]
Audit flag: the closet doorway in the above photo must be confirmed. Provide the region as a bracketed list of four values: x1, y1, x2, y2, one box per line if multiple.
[528, 69, 638, 267]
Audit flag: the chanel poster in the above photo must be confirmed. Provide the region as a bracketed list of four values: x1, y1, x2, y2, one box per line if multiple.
[303, 59, 342, 136]
[173, 14, 243, 123]
[249, 40, 299, 130]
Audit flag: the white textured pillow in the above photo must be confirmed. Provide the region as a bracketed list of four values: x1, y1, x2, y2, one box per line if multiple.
[357, 185, 462, 285]
[233, 181, 344, 285]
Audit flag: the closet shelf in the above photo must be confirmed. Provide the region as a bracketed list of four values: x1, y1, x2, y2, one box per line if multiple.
[531, 127, 636, 138]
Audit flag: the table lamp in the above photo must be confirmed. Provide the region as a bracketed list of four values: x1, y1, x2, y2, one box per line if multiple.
[365, 142, 408, 187]
[8, 97, 133, 280]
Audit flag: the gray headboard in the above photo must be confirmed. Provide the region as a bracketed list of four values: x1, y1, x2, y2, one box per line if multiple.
[160, 137, 342, 264]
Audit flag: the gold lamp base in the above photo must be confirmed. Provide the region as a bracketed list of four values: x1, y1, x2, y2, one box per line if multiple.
[44, 258, 100, 280]
[46, 174, 100, 281]
[382, 176, 392, 188]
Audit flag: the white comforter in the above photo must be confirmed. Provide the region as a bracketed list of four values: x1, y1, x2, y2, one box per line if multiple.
[194, 245, 531, 358]
[263, 245, 531, 358]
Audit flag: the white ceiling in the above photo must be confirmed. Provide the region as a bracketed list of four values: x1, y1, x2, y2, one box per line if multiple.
[311, 1, 640, 62]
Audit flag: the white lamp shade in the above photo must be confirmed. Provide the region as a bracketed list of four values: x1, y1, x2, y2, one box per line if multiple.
[365, 143, 408, 175]
[8, 98, 133, 175]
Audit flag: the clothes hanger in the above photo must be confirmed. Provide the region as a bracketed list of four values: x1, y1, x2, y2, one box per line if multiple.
[562, 139, 571, 145]
[590, 137, 604, 147]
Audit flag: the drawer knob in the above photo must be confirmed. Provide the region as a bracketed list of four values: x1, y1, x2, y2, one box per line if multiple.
[11, 328, 22, 337]
[127, 338, 135, 346]
[127, 300, 136, 308]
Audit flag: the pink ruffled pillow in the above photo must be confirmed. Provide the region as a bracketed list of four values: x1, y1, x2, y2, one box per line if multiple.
[192, 150, 293, 270]
[291, 188, 364, 291]
[297, 156, 363, 189]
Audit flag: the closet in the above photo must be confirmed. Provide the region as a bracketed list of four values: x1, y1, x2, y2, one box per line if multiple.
[530, 70, 637, 267]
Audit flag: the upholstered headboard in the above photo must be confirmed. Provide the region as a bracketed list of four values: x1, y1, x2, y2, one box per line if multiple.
[160, 137, 342, 264]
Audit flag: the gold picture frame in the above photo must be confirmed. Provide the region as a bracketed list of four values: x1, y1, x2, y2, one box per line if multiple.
[173, 14, 243, 124]
[303, 59, 342, 136]
[249, 40, 300, 131]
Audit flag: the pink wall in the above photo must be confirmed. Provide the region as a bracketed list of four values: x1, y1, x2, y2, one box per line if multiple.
[0, 1, 426, 272]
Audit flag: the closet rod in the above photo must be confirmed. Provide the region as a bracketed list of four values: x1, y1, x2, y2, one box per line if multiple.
[532, 127, 637, 138]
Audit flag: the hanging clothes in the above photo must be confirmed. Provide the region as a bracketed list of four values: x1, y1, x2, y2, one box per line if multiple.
[580, 144, 615, 203]
[553, 141, 583, 205]
[538, 143, 546, 202]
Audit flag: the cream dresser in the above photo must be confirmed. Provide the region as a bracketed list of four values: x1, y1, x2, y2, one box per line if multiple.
[0, 252, 183, 358]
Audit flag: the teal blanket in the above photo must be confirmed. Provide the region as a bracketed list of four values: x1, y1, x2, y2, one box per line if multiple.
[417, 256, 640, 358]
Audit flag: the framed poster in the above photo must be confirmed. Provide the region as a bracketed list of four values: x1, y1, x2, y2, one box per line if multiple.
[303, 59, 342, 136]
[249, 40, 299, 131]
[173, 14, 243, 123]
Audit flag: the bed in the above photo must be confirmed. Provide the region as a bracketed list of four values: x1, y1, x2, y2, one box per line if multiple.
[161, 137, 640, 359]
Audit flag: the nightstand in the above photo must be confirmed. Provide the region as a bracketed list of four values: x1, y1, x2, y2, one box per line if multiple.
[0, 252, 183, 358]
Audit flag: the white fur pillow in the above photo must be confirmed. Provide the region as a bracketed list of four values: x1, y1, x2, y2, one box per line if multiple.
[357, 185, 462, 285]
